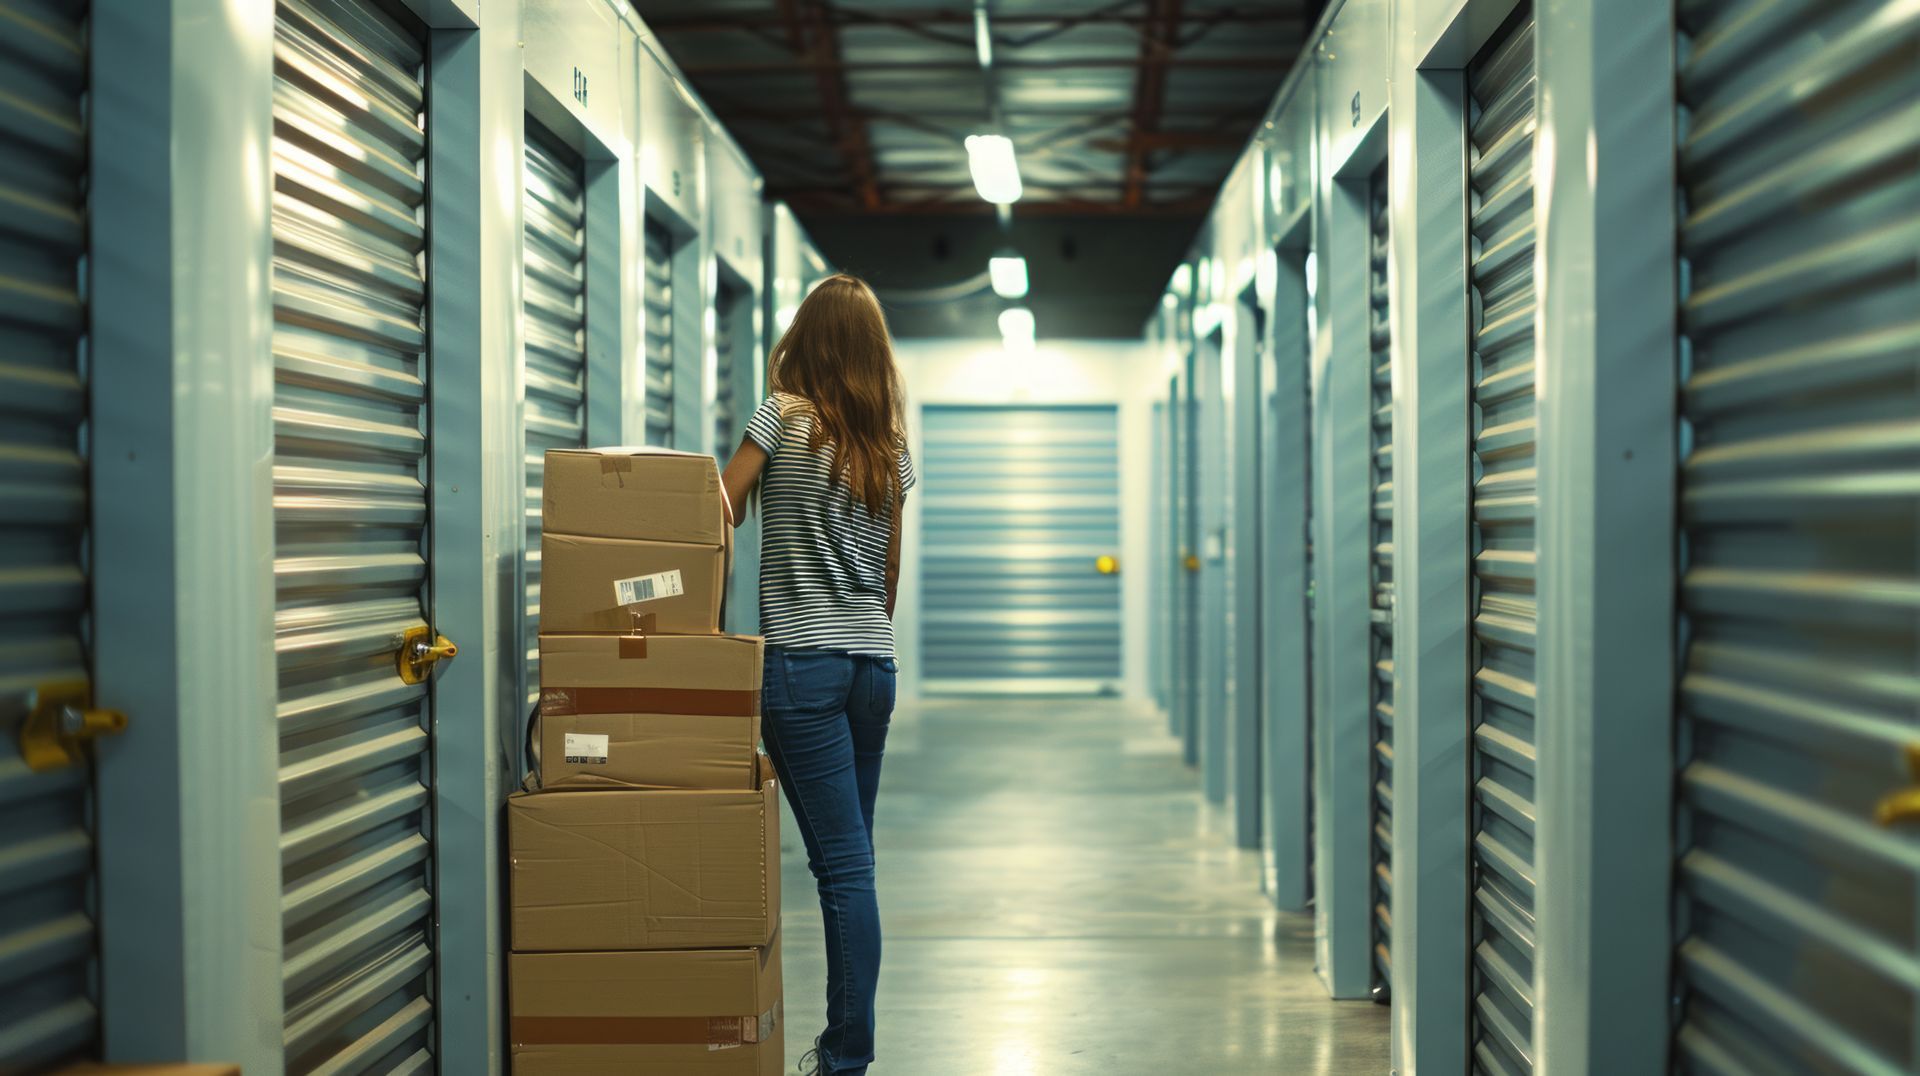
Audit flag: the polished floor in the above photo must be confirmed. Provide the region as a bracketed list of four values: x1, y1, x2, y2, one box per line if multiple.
[776, 695, 1391, 1074]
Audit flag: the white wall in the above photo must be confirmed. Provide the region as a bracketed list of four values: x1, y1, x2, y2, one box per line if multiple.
[894, 338, 1168, 701]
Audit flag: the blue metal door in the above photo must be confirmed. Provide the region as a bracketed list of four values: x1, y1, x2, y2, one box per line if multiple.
[270, 0, 437, 1067]
[920, 405, 1123, 693]
[1367, 163, 1396, 996]
[642, 218, 675, 447]
[521, 121, 589, 711]
[0, 1, 98, 1067]
[1672, 0, 1919, 1071]
[1466, 9, 1539, 1073]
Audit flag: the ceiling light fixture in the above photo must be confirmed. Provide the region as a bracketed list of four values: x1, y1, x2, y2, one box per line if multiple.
[974, 4, 993, 69]
[965, 134, 1023, 205]
[998, 306, 1035, 353]
[989, 250, 1029, 299]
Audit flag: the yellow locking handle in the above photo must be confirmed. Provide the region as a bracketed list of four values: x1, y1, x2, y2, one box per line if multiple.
[1095, 554, 1120, 576]
[1874, 744, 1920, 826]
[19, 680, 128, 772]
[1181, 551, 1201, 572]
[397, 625, 459, 685]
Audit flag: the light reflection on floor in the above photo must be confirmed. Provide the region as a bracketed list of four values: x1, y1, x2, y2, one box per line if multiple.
[776, 696, 1392, 1074]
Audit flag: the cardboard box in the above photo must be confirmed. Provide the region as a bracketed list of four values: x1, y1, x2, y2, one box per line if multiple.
[511, 937, 784, 1075]
[509, 758, 780, 951]
[538, 633, 763, 791]
[540, 532, 728, 635]
[544, 447, 727, 546]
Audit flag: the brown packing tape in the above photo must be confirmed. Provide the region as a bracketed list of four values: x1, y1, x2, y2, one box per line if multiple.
[541, 686, 761, 718]
[598, 456, 633, 483]
[513, 1004, 779, 1047]
[619, 634, 648, 659]
[627, 611, 658, 634]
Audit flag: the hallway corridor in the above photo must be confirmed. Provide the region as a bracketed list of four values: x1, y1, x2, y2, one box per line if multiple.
[777, 697, 1392, 1074]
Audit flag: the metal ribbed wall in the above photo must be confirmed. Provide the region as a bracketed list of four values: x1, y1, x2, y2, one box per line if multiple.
[0, 1, 96, 1068]
[1366, 166, 1395, 992]
[1466, 11, 1539, 1074]
[270, 1, 436, 1069]
[713, 279, 739, 456]
[642, 219, 674, 447]
[521, 122, 588, 709]
[1673, 0, 1919, 1071]
[921, 405, 1123, 689]
[1176, 362, 1199, 757]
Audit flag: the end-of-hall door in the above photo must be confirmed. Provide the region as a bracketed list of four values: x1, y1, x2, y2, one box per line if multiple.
[919, 405, 1123, 696]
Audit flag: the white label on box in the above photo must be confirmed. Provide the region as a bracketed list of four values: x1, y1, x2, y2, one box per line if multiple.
[562, 733, 609, 765]
[613, 568, 684, 606]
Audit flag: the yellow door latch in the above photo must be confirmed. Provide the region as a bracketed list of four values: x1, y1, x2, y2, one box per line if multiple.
[19, 680, 128, 772]
[1095, 555, 1120, 575]
[1182, 552, 1201, 572]
[397, 625, 459, 685]
[1874, 743, 1920, 826]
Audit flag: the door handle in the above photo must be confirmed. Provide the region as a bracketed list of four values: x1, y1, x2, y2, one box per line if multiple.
[397, 625, 459, 685]
[1875, 744, 1920, 826]
[1096, 555, 1120, 575]
[18, 680, 128, 772]
[1182, 551, 1200, 572]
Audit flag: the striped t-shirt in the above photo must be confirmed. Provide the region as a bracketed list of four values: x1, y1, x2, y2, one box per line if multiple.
[745, 393, 916, 656]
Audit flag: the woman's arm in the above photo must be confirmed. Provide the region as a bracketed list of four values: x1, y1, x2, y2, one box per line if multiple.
[720, 438, 769, 527]
[884, 494, 905, 619]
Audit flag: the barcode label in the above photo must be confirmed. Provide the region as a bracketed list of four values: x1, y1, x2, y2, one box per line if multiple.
[563, 733, 609, 765]
[614, 568, 684, 607]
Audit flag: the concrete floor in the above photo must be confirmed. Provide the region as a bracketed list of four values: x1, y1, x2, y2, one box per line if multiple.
[776, 696, 1391, 1075]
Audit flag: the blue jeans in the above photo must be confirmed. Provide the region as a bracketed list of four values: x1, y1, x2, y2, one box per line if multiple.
[761, 647, 897, 1075]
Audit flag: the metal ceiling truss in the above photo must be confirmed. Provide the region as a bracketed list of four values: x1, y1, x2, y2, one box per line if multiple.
[637, 1, 1308, 216]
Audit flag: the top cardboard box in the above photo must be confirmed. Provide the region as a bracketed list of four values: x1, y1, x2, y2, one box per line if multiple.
[544, 448, 727, 546]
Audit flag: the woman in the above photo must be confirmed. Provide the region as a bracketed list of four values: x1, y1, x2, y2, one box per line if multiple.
[722, 274, 913, 1076]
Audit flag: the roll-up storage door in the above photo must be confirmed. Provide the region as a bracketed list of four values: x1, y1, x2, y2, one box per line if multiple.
[643, 219, 675, 447]
[270, 1, 437, 1069]
[1465, 9, 1539, 1075]
[1672, 1, 1919, 1072]
[1176, 364, 1199, 755]
[0, 2, 97, 1069]
[713, 280, 739, 456]
[522, 123, 589, 708]
[1366, 164, 1395, 994]
[921, 405, 1123, 691]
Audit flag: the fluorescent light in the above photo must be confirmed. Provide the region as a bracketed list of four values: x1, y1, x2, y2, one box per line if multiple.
[998, 306, 1035, 352]
[988, 251, 1029, 299]
[965, 134, 1022, 204]
[974, 5, 992, 68]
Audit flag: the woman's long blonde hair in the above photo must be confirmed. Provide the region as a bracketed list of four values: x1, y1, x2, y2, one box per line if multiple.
[767, 274, 907, 516]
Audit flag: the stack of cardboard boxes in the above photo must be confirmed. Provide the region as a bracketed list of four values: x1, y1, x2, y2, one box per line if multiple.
[509, 448, 782, 1075]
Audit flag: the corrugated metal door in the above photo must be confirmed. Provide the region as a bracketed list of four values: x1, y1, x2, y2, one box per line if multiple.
[0, 2, 97, 1068]
[1366, 164, 1395, 995]
[1672, 1, 1920, 1072]
[271, 1, 437, 1069]
[1176, 363, 1199, 758]
[713, 280, 739, 456]
[642, 219, 675, 447]
[521, 122, 588, 710]
[920, 405, 1123, 692]
[1466, 10, 1538, 1074]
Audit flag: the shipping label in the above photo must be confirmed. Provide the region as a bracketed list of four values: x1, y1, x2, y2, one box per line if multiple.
[613, 568, 684, 606]
[562, 732, 609, 765]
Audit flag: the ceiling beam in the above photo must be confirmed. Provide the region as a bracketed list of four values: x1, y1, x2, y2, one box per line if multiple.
[675, 54, 1285, 75]
[774, 0, 883, 209]
[1123, 0, 1186, 207]
[647, 7, 1305, 34]
[779, 190, 1215, 217]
